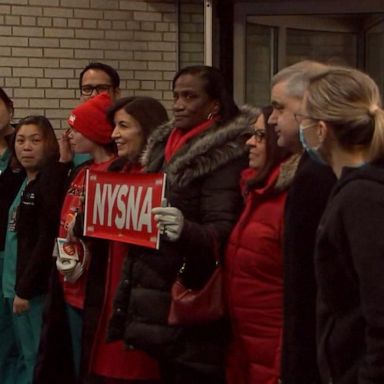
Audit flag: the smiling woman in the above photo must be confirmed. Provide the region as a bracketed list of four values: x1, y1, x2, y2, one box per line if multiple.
[107, 96, 168, 161]
[225, 106, 294, 384]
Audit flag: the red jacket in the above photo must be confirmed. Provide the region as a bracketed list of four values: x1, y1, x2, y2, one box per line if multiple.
[225, 159, 295, 384]
[89, 241, 160, 379]
[88, 162, 160, 380]
[59, 158, 117, 309]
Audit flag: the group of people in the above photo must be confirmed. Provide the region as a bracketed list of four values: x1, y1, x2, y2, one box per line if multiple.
[0, 58, 383, 384]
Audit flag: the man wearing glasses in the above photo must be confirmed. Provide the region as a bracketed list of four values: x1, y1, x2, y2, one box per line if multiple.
[73, 62, 121, 166]
[268, 61, 336, 384]
[79, 62, 121, 102]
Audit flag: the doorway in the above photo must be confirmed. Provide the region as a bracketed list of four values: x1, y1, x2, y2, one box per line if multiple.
[233, 1, 384, 106]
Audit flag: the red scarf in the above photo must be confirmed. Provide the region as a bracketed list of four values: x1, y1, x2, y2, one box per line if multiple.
[165, 119, 215, 162]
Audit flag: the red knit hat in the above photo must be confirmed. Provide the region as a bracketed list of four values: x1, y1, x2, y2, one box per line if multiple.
[68, 93, 113, 145]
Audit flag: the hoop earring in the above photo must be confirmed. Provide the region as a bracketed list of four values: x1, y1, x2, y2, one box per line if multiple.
[207, 112, 214, 120]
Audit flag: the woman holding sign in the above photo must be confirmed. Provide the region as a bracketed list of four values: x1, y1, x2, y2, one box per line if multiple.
[81, 96, 168, 383]
[109, 65, 257, 383]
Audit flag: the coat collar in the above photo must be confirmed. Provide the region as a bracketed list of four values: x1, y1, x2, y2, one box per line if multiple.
[141, 106, 258, 188]
[242, 153, 300, 198]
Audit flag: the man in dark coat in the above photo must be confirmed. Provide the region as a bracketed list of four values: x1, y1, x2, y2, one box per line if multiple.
[268, 61, 337, 384]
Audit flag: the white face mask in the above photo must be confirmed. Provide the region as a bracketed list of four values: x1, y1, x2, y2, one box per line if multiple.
[299, 124, 327, 166]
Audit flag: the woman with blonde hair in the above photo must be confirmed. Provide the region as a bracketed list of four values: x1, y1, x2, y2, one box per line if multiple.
[298, 66, 384, 383]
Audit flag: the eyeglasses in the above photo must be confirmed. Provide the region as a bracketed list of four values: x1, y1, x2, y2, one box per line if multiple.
[80, 84, 113, 96]
[252, 129, 266, 143]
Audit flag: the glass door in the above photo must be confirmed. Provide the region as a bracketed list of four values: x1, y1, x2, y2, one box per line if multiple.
[365, 18, 384, 96]
[234, 2, 384, 106]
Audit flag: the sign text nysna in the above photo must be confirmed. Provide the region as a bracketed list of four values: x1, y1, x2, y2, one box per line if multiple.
[84, 170, 166, 249]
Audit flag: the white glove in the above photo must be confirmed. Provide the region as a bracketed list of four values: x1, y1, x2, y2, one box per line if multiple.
[152, 206, 184, 242]
[56, 240, 89, 283]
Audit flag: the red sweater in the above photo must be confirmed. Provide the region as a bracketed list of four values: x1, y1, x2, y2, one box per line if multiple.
[59, 158, 116, 309]
[89, 241, 160, 379]
[89, 164, 160, 380]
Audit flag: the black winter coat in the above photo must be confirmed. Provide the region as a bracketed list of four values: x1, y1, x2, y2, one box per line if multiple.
[281, 153, 336, 384]
[15, 162, 70, 299]
[0, 159, 25, 251]
[316, 162, 384, 384]
[34, 160, 118, 384]
[108, 112, 253, 381]
[33, 161, 87, 384]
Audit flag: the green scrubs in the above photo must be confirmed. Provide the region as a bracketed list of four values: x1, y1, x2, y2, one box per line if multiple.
[0, 148, 10, 174]
[72, 153, 91, 167]
[1, 179, 46, 384]
[0, 148, 16, 382]
[0, 252, 21, 384]
[0, 179, 26, 383]
[66, 304, 82, 378]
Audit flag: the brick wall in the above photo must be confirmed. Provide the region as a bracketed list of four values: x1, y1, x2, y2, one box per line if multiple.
[0, 0, 180, 131]
[179, 0, 204, 68]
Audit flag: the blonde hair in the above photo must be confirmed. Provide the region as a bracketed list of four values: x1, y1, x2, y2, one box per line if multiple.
[305, 66, 384, 161]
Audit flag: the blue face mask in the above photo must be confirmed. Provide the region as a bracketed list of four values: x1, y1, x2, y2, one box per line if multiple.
[299, 125, 328, 166]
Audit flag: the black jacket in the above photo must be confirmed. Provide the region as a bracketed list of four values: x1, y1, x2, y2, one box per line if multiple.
[108, 111, 254, 381]
[33, 161, 86, 384]
[281, 153, 336, 384]
[316, 162, 384, 384]
[34, 160, 116, 384]
[0, 161, 25, 252]
[15, 162, 70, 299]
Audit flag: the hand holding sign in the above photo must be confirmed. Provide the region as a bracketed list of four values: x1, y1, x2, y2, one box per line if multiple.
[84, 170, 166, 249]
[152, 206, 184, 242]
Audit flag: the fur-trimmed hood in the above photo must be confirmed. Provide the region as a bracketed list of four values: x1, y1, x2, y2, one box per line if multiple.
[141, 105, 258, 188]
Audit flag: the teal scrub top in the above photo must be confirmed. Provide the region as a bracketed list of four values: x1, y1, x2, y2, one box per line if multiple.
[0, 148, 10, 174]
[73, 153, 91, 168]
[2, 178, 27, 298]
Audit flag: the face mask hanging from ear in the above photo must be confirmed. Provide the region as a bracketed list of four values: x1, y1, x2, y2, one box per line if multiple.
[299, 125, 328, 166]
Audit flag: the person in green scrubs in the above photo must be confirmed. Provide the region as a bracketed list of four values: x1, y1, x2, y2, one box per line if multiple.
[1, 115, 65, 384]
[0, 87, 26, 384]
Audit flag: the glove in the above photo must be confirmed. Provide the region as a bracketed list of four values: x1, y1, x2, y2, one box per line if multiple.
[56, 240, 89, 283]
[56, 257, 84, 283]
[152, 206, 184, 242]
